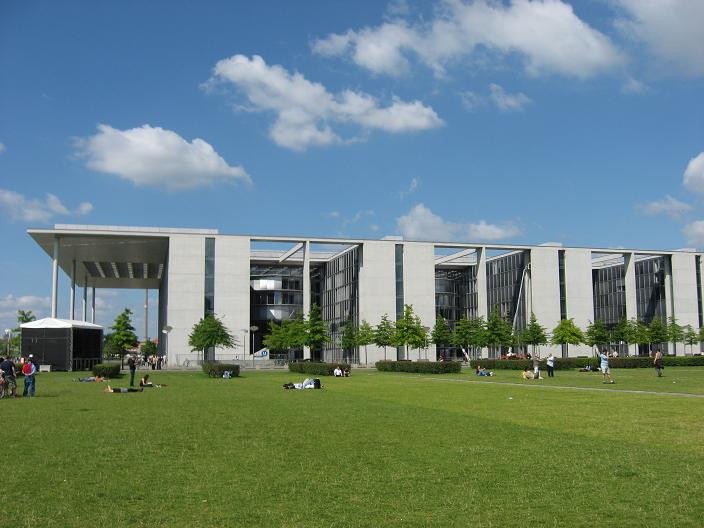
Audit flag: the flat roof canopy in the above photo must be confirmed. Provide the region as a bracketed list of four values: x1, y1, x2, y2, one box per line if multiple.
[28, 228, 169, 289]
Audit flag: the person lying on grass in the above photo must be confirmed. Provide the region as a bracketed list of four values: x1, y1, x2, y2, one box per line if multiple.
[282, 378, 320, 390]
[139, 374, 166, 388]
[104, 386, 143, 393]
[475, 365, 494, 376]
[77, 376, 105, 382]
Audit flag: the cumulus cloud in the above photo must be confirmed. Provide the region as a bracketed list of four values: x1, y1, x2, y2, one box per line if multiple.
[488, 83, 532, 111]
[313, 0, 623, 79]
[683, 152, 704, 193]
[0, 294, 51, 324]
[75, 124, 250, 190]
[0, 189, 93, 223]
[614, 0, 704, 76]
[400, 177, 419, 198]
[683, 221, 704, 247]
[207, 54, 443, 151]
[637, 195, 691, 219]
[0, 142, 5, 154]
[397, 203, 521, 241]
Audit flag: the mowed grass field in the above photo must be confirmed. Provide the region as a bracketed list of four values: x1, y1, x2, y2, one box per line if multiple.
[3, 367, 704, 528]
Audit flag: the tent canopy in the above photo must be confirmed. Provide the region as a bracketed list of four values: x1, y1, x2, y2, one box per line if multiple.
[21, 318, 103, 330]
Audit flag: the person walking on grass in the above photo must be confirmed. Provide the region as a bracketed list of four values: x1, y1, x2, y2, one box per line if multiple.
[598, 349, 615, 384]
[22, 355, 37, 397]
[653, 348, 664, 377]
[127, 356, 136, 387]
[546, 353, 555, 378]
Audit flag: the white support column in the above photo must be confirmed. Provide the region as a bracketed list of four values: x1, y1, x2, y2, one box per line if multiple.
[144, 288, 149, 342]
[69, 259, 76, 320]
[82, 276, 87, 321]
[51, 237, 59, 318]
[664, 255, 674, 322]
[91, 287, 96, 324]
[624, 252, 638, 356]
[476, 247, 487, 319]
[303, 240, 311, 360]
[670, 253, 699, 356]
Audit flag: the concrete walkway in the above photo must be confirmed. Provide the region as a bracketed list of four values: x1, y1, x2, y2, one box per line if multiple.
[412, 376, 704, 398]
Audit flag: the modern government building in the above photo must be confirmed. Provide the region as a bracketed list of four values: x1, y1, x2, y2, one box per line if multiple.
[27, 224, 704, 365]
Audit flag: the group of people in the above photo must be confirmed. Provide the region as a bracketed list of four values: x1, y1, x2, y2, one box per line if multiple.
[0, 354, 38, 398]
[146, 354, 163, 370]
[333, 366, 350, 377]
[105, 375, 166, 393]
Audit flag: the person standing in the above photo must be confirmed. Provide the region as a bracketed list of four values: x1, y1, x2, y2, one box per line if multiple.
[598, 349, 615, 384]
[0, 356, 17, 397]
[22, 357, 36, 397]
[156, 355, 162, 370]
[532, 353, 543, 379]
[653, 349, 664, 377]
[546, 353, 555, 378]
[127, 356, 136, 387]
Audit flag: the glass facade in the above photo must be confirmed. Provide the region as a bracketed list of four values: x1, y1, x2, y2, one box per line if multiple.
[592, 263, 626, 327]
[635, 257, 666, 325]
[486, 251, 527, 358]
[204, 237, 215, 361]
[697, 256, 703, 328]
[320, 247, 360, 364]
[558, 250, 567, 320]
[435, 268, 471, 360]
[395, 244, 405, 360]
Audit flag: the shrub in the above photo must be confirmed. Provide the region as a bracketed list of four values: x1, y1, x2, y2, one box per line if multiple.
[92, 363, 121, 378]
[472, 355, 704, 370]
[288, 362, 351, 376]
[202, 362, 240, 378]
[375, 360, 462, 374]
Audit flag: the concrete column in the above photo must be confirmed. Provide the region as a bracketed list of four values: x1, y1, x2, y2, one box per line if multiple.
[671, 253, 699, 356]
[303, 240, 311, 360]
[82, 276, 87, 321]
[624, 252, 638, 356]
[144, 289, 149, 342]
[91, 287, 96, 324]
[664, 255, 673, 322]
[51, 237, 59, 318]
[69, 259, 76, 320]
[475, 247, 487, 319]
[563, 248, 594, 357]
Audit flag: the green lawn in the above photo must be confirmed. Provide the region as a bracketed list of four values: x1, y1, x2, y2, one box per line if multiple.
[4, 368, 704, 527]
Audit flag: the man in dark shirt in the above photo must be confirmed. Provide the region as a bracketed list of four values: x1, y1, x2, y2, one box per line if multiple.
[127, 356, 136, 387]
[0, 356, 17, 397]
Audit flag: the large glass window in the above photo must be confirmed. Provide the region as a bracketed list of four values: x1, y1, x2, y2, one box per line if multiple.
[204, 237, 215, 361]
[486, 251, 527, 357]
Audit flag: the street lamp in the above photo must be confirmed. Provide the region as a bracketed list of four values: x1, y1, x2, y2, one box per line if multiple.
[4, 329, 10, 357]
[241, 329, 249, 359]
[161, 325, 172, 365]
[250, 325, 259, 367]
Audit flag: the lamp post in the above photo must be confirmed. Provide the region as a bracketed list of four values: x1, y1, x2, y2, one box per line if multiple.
[241, 329, 248, 360]
[161, 325, 172, 366]
[250, 325, 259, 368]
[4, 329, 10, 357]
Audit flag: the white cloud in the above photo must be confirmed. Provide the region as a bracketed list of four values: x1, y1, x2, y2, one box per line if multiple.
[459, 90, 485, 111]
[0, 294, 51, 327]
[683, 220, 704, 247]
[683, 152, 704, 193]
[621, 76, 650, 95]
[207, 54, 443, 151]
[75, 124, 250, 190]
[0, 142, 5, 154]
[313, 0, 624, 79]
[400, 177, 419, 198]
[614, 0, 704, 76]
[488, 83, 532, 111]
[637, 195, 691, 218]
[396, 203, 521, 241]
[0, 189, 93, 223]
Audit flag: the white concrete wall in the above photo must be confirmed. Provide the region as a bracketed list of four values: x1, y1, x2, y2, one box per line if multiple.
[623, 253, 638, 356]
[166, 235, 205, 365]
[358, 241, 397, 364]
[403, 242, 436, 361]
[563, 249, 594, 357]
[671, 253, 699, 355]
[214, 235, 250, 358]
[528, 247, 561, 357]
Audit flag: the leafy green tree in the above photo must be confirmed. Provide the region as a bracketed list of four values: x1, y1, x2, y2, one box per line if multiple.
[374, 314, 396, 361]
[683, 324, 699, 355]
[263, 321, 287, 351]
[667, 316, 684, 355]
[486, 307, 513, 356]
[584, 319, 610, 352]
[550, 318, 583, 356]
[285, 314, 307, 350]
[110, 308, 139, 358]
[102, 333, 121, 359]
[188, 313, 235, 362]
[394, 305, 426, 360]
[140, 339, 158, 358]
[304, 304, 329, 354]
[339, 320, 359, 358]
[431, 315, 452, 359]
[648, 317, 669, 354]
[9, 309, 36, 354]
[357, 320, 375, 365]
[411, 315, 430, 360]
[452, 316, 488, 361]
[521, 313, 549, 358]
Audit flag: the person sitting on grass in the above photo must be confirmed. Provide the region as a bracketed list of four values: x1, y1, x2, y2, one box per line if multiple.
[139, 374, 166, 388]
[521, 367, 535, 380]
[333, 366, 343, 377]
[343, 368, 350, 377]
[475, 365, 493, 377]
[104, 386, 143, 393]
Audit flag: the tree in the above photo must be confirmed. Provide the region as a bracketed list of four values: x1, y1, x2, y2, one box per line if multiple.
[110, 308, 138, 359]
[357, 320, 375, 365]
[411, 315, 430, 360]
[550, 318, 583, 356]
[453, 316, 487, 361]
[188, 313, 235, 362]
[339, 320, 359, 360]
[521, 313, 549, 358]
[683, 324, 698, 355]
[584, 319, 610, 353]
[667, 316, 684, 355]
[140, 340, 158, 358]
[9, 309, 36, 355]
[486, 307, 513, 356]
[394, 305, 425, 360]
[304, 304, 328, 354]
[648, 317, 669, 354]
[374, 314, 396, 361]
[431, 315, 452, 359]
[102, 333, 121, 359]
[285, 314, 307, 350]
[263, 321, 287, 351]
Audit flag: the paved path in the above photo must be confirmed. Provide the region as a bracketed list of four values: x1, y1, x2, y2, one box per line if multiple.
[411, 376, 704, 398]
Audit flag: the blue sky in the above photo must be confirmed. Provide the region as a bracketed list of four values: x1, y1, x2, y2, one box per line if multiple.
[1, 0, 703, 336]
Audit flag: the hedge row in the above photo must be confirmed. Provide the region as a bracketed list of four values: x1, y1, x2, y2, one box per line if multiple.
[92, 363, 121, 378]
[202, 362, 240, 377]
[375, 360, 462, 374]
[473, 355, 704, 370]
[288, 362, 351, 376]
